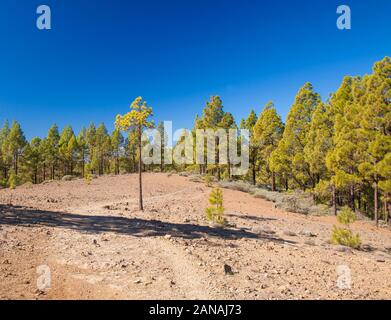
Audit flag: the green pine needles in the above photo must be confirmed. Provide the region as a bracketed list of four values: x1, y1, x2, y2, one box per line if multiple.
[205, 187, 226, 225]
[331, 206, 361, 248]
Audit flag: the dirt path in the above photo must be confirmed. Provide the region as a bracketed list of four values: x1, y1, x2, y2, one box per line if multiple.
[1, 173, 391, 300]
[144, 237, 211, 300]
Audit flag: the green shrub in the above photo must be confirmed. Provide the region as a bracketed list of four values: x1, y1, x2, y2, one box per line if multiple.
[220, 169, 230, 181]
[188, 174, 203, 183]
[205, 188, 226, 225]
[204, 174, 213, 187]
[331, 206, 361, 249]
[337, 206, 356, 225]
[178, 172, 190, 177]
[0, 179, 7, 188]
[217, 180, 332, 216]
[85, 173, 93, 185]
[185, 164, 199, 174]
[8, 172, 18, 189]
[331, 226, 361, 248]
[218, 180, 254, 193]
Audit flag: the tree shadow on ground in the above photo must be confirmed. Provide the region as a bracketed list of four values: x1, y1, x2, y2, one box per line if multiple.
[0, 204, 294, 244]
[226, 212, 277, 222]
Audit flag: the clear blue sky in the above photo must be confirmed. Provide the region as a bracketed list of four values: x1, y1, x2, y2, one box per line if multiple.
[0, 0, 390, 139]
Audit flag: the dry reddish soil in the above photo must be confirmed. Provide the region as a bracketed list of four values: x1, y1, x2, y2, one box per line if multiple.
[1, 173, 391, 300]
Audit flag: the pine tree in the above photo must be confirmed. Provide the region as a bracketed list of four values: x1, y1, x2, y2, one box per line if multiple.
[115, 96, 154, 211]
[111, 128, 123, 175]
[24, 137, 42, 184]
[331, 206, 361, 248]
[357, 57, 391, 224]
[39, 138, 49, 181]
[156, 122, 168, 172]
[94, 123, 111, 175]
[205, 187, 225, 225]
[86, 123, 97, 174]
[253, 101, 284, 190]
[220, 112, 236, 179]
[326, 77, 360, 213]
[304, 102, 333, 188]
[271, 83, 320, 190]
[241, 109, 258, 185]
[7, 121, 27, 176]
[46, 124, 60, 179]
[59, 126, 77, 176]
[0, 120, 11, 179]
[77, 128, 88, 177]
[199, 96, 226, 180]
[124, 128, 139, 173]
[378, 153, 391, 223]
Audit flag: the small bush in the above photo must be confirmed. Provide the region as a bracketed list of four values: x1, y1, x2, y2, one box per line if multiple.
[204, 174, 214, 187]
[218, 180, 254, 193]
[85, 173, 93, 185]
[185, 164, 199, 174]
[308, 204, 331, 216]
[331, 226, 361, 248]
[178, 172, 189, 177]
[0, 178, 7, 188]
[337, 206, 356, 225]
[331, 207, 361, 249]
[220, 169, 230, 181]
[217, 180, 332, 216]
[188, 174, 203, 183]
[205, 188, 226, 225]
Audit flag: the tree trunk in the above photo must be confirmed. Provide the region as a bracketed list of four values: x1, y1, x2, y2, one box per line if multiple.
[160, 146, 164, 172]
[138, 127, 144, 211]
[216, 137, 220, 181]
[374, 181, 379, 226]
[251, 157, 257, 186]
[332, 185, 337, 216]
[227, 139, 231, 179]
[14, 153, 18, 176]
[271, 171, 276, 192]
[349, 184, 355, 211]
[82, 158, 85, 178]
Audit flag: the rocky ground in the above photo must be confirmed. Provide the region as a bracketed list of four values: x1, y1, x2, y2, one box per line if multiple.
[1, 173, 391, 300]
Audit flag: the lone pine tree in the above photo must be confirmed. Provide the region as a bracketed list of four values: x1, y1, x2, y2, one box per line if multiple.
[115, 97, 154, 211]
[205, 187, 225, 225]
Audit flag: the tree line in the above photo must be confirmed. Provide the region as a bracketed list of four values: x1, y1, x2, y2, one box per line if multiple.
[0, 57, 390, 223]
